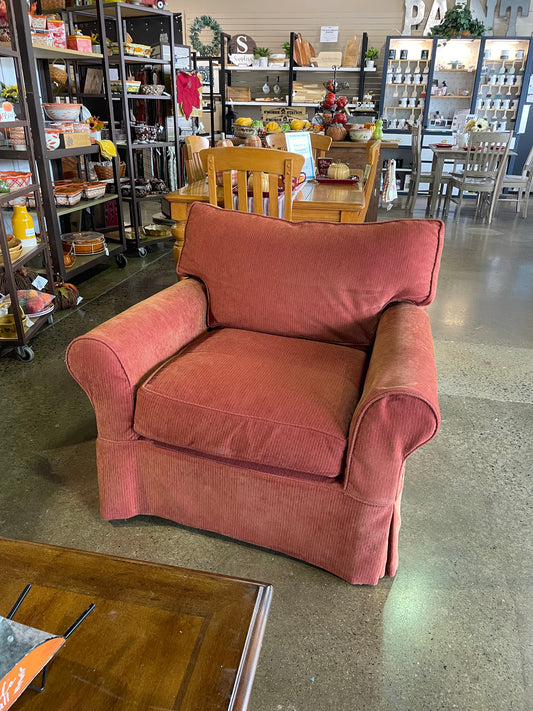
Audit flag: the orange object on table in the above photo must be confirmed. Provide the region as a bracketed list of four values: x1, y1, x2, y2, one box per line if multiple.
[67, 33, 91, 52]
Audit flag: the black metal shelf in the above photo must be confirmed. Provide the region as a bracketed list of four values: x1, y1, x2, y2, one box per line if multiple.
[45, 145, 100, 160]
[0, 183, 39, 205]
[108, 56, 167, 65]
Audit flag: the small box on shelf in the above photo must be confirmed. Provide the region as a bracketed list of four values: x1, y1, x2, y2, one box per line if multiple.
[59, 132, 91, 149]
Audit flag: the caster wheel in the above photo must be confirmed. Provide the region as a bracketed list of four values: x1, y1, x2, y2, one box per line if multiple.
[156, 0, 165, 8]
[115, 254, 128, 268]
[137, 247, 148, 258]
[16, 346, 34, 362]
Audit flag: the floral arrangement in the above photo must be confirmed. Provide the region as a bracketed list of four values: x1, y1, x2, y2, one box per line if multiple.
[1, 83, 18, 103]
[465, 117, 489, 132]
[86, 116, 105, 131]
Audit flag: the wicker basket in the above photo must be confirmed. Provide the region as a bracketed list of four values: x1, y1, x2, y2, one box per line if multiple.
[49, 60, 68, 91]
[94, 162, 126, 180]
[232, 123, 258, 139]
[140, 84, 165, 95]
[41, 0, 66, 9]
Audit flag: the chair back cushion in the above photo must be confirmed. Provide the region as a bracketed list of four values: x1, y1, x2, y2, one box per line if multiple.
[178, 203, 444, 347]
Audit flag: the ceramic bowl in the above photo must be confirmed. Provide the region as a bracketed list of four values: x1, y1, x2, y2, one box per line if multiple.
[42, 103, 82, 121]
[349, 129, 373, 142]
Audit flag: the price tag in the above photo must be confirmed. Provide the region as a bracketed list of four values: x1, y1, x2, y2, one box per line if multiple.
[76, 296, 83, 305]
[104, 247, 109, 256]
[32, 275, 48, 290]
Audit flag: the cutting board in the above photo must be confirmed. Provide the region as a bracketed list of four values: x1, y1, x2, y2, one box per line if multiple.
[293, 33, 315, 67]
[343, 35, 361, 67]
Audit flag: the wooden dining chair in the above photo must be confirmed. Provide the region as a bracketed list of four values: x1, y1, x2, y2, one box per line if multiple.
[344, 139, 381, 223]
[184, 135, 210, 183]
[496, 143, 533, 219]
[443, 131, 512, 224]
[200, 146, 305, 220]
[265, 132, 333, 163]
[405, 123, 450, 215]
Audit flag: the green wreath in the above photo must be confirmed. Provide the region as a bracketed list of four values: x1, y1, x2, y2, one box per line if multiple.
[189, 15, 221, 57]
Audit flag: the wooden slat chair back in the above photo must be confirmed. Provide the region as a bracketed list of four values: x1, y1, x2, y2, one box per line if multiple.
[346, 139, 381, 223]
[444, 131, 512, 223]
[200, 146, 305, 220]
[184, 135, 210, 183]
[265, 132, 332, 163]
[406, 123, 451, 214]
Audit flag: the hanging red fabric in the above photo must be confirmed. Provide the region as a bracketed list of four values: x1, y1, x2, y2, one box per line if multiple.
[176, 71, 202, 120]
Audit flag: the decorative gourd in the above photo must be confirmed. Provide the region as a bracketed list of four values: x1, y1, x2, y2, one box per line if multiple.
[245, 134, 262, 147]
[248, 172, 270, 192]
[215, 135, 236, 185]
[326, 124, 347, 142]
[290, 119, 305, 131]
[265, 121, 281, 133]
[327, 162, 350, 180]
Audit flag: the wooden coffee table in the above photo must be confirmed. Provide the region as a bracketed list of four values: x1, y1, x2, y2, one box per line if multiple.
[0, 538, 272, 710]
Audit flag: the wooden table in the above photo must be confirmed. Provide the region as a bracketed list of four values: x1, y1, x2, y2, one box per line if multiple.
[427, 144, 517, 217]
[0, 538, 272, 710]
[166, 174, 364, 263]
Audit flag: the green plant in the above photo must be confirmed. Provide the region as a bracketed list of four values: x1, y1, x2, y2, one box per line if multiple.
[365, 47, 379, 62]
[429, 3, 490, 40]
[90, 33, 100, 46]
[0, 83, 18, 103]
[254, 47, 271, 58]
[282, 41, 290, 58]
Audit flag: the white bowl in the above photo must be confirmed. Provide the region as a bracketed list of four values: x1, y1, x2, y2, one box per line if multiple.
[43, 103, 82, 121]
[349, 129, 373, 142]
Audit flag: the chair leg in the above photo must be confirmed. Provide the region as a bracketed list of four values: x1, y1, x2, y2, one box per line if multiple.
[523, 189, 530, 219]
[455, 190, 464, 221]
[443, 183, 453, 219]
[406, 174, 419, 214]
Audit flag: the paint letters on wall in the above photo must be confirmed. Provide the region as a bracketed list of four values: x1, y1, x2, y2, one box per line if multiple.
[402, 0, 532, 35]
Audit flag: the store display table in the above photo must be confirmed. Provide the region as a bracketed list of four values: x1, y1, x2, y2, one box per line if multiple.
[0, 537, 272, 711]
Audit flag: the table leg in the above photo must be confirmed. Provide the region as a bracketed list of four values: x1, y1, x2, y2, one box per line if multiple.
[427, 154, 443, 218]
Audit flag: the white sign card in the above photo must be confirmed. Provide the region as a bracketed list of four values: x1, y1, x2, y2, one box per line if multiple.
[285, 132, 315, 180]
[320, 26, 339, 43]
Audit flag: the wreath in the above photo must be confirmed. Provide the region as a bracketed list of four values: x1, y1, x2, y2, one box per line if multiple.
[189, 15, 221, 57]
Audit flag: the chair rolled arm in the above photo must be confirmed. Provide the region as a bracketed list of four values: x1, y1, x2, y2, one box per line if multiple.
[66, 279, 208, 441]
[344, 303, 440, 504]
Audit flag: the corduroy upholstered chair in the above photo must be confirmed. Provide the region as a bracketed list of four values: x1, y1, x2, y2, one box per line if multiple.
[67, 203, 444, 585]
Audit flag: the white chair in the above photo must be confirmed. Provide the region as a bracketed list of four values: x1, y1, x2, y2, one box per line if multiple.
[496, 144, 533, 219]
[443, 131, 512, 224]
[405, 123, 450, 215]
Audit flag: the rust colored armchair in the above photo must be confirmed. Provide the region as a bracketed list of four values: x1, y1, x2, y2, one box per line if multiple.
[67, 204, 444, 584]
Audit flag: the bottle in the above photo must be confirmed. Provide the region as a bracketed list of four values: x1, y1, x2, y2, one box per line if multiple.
[441, 81, 447, 96]
[11, 204, 37, 248]
[373, 118, 383, 140]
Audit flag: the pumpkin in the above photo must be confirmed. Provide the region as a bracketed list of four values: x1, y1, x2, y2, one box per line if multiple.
[216, 136, 233, 147]
[290, 119, 305, 131]
[327, 162, 350, 180]
[235, 117, 253, 126]
[215, 136, 236, 185]
[54, 281, 79, 310]
[245, 134, 262, 147]
[248, 172, 271, 192]
[326, 125, 347, 142]
[265, 121, 281, 133]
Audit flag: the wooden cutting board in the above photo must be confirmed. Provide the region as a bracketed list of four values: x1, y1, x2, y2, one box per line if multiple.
[293, 33, 315, 67]
[343, 35, 361, 67]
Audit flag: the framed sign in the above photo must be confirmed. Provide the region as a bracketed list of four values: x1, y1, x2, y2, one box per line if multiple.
[285, 131, 315, 180]
[196, 61, 220, 94]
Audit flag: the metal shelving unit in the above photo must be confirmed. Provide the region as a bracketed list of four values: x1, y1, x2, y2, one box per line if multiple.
[68, 2, 181, 255]
[0, 0, 55, 362]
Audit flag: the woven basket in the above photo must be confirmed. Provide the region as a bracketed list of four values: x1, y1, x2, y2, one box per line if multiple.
[94, 162, 126, 180]
[41, 0, 66, 8]
[49, 60, 68, 91]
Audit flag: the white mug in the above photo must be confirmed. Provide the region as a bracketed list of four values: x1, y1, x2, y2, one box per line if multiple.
[476, 99, 483, 110]
[400, 97, 408, 107]
[408, 97, 417, 107]
[418, 98, 425, 108]
[398, 118, 405, 128]
[502, 99, 510, 110]
[511, 99, 519, 110]
[498, 75, 507, 85]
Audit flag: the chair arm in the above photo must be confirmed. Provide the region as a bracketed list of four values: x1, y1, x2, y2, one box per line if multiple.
[66, 278, 208, 441]
[344, 303, 440, 504]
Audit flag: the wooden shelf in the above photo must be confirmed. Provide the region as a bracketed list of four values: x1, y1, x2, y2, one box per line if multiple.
[0, 183, 39, 205]
[429, 95, 472, 99]
[32, 45, 103, 61]
[46, 145, 100, 160]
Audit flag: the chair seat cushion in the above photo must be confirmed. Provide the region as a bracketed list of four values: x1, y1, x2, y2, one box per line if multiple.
[134, 328, 369, 478]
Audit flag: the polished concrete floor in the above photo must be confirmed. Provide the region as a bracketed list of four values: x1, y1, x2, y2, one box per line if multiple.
[1, 197, 532, 710]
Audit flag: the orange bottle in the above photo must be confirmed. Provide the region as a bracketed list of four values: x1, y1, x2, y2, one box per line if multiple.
[11, 204, 37, 248]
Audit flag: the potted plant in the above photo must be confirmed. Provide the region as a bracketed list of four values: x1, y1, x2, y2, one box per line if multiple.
[90, 33, 101, 54]
[254, 47, 270, 68]
[0, 83, 20, 117]
[365, 47, 379, 69]
[429, 3, 489, 41]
